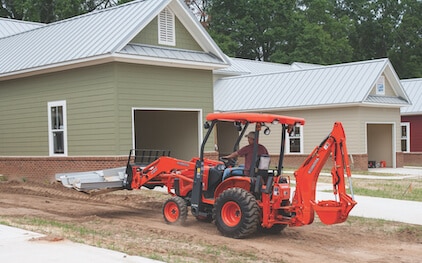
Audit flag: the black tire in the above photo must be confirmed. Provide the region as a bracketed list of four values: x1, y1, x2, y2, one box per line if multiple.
[162, 196, 187, 225]
[214, 188, 259, 239]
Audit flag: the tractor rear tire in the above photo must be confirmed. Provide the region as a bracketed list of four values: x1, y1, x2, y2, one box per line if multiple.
[163, 196, 187, 225]
[214, 187, 259, 239]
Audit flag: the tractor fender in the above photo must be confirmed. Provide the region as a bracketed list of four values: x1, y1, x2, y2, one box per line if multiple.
[214, 176, 252, 200]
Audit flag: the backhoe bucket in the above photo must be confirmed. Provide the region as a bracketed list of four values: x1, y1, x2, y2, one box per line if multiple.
[311, 194, 356, 225]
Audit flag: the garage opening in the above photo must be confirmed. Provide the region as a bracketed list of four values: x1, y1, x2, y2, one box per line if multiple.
[367, 123, 394, 168]
[133, 109, 200, 161]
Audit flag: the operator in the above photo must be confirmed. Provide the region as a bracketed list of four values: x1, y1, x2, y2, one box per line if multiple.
[222, 131, 268, 180]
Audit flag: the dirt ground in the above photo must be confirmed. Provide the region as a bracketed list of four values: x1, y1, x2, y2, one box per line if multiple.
[0, 180, 421, 263]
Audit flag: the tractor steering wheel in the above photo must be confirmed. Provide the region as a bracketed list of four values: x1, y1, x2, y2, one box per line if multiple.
[219, 157, 236, 168]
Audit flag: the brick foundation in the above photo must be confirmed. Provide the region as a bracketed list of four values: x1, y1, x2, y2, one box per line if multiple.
[403, 152, 422, 166]
[0, 156, 128, 182]
[2, 151, 406, 182]
[205, 152, 370, 171]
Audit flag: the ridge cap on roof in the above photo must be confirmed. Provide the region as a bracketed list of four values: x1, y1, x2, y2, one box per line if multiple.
[401, 78, 422, 82]
[216, 58, 389, 81]
[5, 0, 152, 35]
[0, 17, 45, 25]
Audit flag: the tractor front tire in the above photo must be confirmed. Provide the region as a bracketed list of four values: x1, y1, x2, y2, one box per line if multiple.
[163, 196, 187, 225]
[214, 188, 259, 239]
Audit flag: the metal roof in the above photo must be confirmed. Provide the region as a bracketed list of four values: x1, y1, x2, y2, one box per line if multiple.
[215, 57, 293, 76]
[401, 78, 422, 115]
[214, 58, 411, 112]
[118, 43, 223, 64]
[0, 18, 44, 38]
[0, 0, 229, 79]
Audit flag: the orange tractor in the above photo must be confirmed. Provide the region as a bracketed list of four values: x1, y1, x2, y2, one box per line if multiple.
[124, 112, 357, 238]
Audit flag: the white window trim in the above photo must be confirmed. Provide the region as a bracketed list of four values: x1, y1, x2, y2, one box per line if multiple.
[286, 125, 303, 154]
[158, 7, 176, 46]
[48, 100, 68, 156]
[376, 76, 385, 95]
[401, 122, 410, 153]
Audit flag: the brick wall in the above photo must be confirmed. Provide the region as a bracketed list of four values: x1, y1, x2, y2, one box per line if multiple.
[0, 156, 128, 181]
[2, 151, 402, 183]
[205, 152, 370, 171]
[403, 152, 422, 166]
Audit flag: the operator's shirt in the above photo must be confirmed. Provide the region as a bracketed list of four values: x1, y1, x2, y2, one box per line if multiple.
[237, 144, 268, 175]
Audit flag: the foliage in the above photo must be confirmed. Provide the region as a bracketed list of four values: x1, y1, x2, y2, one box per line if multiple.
[206, 0, 422, 78]
[1, 0, 421, 77]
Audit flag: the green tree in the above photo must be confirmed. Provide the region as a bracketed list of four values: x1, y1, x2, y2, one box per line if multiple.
[206, 0, 297, 61]
[284, 0, 354, 64]
[388, 0, 422, 78]
[0, 0, 120, 23]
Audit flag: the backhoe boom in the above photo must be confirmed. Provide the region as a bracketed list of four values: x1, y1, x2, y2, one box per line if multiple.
[290, 122, 357, 226]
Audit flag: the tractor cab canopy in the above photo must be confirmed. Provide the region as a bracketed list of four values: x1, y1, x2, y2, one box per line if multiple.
[202, 112, 305, 177]
[206, 112, 305, 126]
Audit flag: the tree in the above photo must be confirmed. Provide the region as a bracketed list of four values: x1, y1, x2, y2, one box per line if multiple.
[0, 0, 120, 23]
[388, 0, 422, 78]
[282, 0, 354, 64]
[206, 0, 297, 61]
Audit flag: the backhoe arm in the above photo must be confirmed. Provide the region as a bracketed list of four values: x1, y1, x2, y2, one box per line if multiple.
[290, 122, 357, 226]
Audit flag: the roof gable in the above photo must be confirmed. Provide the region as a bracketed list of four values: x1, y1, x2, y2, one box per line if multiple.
[214, 58, 410, 112]
[0, 0, 229, 80]
[401, 78, 422, 115]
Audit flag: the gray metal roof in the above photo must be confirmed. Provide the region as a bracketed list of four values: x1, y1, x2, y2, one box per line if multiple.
[118, 43, 223, 64]
[0, 0, 229, 79]
[0, 18, 44, 38]
[215, 57, 293, 76]
[214, 58, 410, 112]
[401, 78, 422, 115]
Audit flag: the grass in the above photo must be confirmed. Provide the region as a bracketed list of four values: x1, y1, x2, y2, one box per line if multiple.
[315, 175, 422, 201]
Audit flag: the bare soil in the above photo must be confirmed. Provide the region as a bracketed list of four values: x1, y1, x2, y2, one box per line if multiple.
[0, 180, 421, 263]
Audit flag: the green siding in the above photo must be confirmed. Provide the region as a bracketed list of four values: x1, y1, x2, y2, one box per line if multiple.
[0, 64, 118, 156]
[131, 17, 202, 51]
[0, 62, 214, 156]
[115, 62, 214, 153]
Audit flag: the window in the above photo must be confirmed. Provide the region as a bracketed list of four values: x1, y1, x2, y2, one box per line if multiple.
[376, 76, 385, 95]
[286, 125, 303, 154]
[158, 7, 175, 46]
[48, 101, 67, 156]
[401, 123, 410, 152]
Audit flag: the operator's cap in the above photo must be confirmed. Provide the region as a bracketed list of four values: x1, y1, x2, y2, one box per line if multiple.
[245, 131, 255, 139]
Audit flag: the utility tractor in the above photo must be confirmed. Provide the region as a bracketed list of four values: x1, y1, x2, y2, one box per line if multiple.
[123, 112, 357, 238]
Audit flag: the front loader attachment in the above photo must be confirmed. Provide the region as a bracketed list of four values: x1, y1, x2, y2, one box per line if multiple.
[312, 193, 356, 225]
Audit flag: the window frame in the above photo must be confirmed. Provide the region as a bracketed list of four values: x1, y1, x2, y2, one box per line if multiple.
[48, 100, 68, 156]
[286, 125, 303, 154]
[158, 7, 176, 46]
[400, 122, 410, 153]
[376, 76, 385, 95]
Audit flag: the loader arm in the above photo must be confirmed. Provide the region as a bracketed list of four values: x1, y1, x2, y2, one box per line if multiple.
[290, 122, 357, 226]
[130, 156, 195, 190]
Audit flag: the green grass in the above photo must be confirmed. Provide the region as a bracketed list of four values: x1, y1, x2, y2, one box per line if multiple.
[316, 176, 422, 201]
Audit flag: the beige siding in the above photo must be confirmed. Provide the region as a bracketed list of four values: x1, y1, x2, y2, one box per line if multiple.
[131, 17, 202, 51]
[246, 106, 401, 157]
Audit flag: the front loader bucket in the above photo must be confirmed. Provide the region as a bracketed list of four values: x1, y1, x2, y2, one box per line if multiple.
[311, 194, 357, 225]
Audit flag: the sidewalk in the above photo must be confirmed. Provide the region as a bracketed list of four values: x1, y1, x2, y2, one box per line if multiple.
[0, 224, 163, 263]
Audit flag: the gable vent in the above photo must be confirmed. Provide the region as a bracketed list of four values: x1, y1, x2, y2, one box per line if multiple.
[158, 7, 175, 46]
